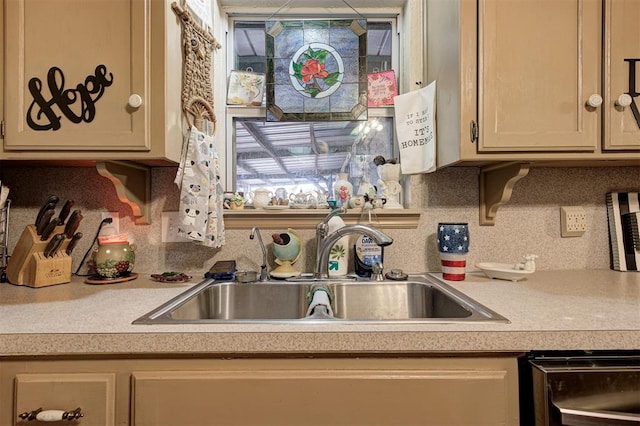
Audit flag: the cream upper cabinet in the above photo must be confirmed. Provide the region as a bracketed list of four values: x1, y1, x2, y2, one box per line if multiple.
[478, 0, 601, 153]
[428, 0, 640, 167]
[604, 0, 640, 150]
[0, 0, 184, 164]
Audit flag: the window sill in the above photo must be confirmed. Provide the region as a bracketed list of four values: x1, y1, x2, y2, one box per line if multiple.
[222, 209, 421, 229]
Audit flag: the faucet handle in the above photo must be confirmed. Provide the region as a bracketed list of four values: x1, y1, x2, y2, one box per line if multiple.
[371, 262, 385, 281]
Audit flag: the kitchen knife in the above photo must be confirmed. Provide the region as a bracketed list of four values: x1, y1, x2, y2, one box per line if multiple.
[43, 233, 65, 258]
[65, 232, 83, 255]
[64, 210, 83, 238]
[34, 195, 59, 227]
[40, 218, 61, 241]
[56, 199, 75, 225]
[36, 208, 55, 235]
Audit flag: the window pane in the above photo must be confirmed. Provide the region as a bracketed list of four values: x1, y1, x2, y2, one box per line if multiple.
[234, 21, 266, 73]
[234, 117, 394, 203]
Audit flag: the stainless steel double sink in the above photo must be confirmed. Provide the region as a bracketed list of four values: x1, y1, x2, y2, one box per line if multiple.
[134, 274, 508, 324]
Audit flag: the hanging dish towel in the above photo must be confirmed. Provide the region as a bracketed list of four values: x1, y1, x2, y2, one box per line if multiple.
[393, 80, 437, 174]
[175, 124, 225, 248]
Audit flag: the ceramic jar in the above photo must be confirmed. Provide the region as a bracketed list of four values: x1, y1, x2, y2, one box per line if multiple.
[92, 241, 136, 278]
[251, 187, 273, 209]
[333, 173, 353, 208]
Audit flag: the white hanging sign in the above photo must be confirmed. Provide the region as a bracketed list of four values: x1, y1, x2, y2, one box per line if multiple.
[393, 81, 437, 174]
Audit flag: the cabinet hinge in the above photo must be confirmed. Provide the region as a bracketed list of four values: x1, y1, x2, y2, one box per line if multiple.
[470, 120, 478, 143]
[1, 120, 4, 137]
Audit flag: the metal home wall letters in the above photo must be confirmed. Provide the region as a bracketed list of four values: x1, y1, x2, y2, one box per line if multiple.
[26, 64, 113, 131]
[624, 58, 640, 129]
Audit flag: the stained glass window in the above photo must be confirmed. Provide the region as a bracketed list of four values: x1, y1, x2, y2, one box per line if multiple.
[265, 19, 368, 122]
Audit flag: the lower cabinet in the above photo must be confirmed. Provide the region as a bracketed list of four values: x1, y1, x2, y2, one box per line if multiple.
[0, 356, 520, 426]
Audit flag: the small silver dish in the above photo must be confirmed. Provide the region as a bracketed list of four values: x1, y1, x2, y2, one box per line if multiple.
[235, 270, 257, 283]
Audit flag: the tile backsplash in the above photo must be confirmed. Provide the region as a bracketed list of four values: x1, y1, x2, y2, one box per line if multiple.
[1, 165, 638, 275]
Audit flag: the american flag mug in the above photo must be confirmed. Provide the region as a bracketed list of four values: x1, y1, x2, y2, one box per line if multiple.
[437, 223, 469, 281]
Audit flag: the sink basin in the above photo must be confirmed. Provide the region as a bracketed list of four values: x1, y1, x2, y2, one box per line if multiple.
[133, 275, 508, 324]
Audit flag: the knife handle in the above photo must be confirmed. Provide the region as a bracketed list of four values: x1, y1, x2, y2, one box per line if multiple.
[36, 209, 55, 235]
[40, 219, 61, 241]
[66, 232, 83, 255]
[43, 233, 65, 258]
[57, 200, 75, 224]
[64, 210, 82, 238]
[35, 196, 59, 226]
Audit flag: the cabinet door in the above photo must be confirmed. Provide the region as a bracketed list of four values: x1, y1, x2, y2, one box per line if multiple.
[604, 0, 640, 150]
[132, 367, 516, 426]
[478, 0, 601, 152]
[14, 373, 116, 426]
[4, 0, 150, 151]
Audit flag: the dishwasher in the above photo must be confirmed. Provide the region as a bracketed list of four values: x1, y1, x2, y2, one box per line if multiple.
[519, 350, 640, 425]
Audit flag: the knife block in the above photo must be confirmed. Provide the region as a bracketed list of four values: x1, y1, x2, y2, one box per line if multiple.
[6, 224, 71, 287]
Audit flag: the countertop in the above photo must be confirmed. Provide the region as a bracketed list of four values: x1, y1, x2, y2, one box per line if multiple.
[0, 269, 638, 357]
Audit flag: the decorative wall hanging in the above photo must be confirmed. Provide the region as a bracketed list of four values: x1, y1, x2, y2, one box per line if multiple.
[172, 2, 225, 249]
[227, 70, 266, 106]
[265, 18, 368, 122]
[367, 70, 397, 107]
[172, 2, 221, 132]
[26, 64, 113, 131]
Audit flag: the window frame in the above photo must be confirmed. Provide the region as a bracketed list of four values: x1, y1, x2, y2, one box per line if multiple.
[218, 8, 421, 229]
[224, 15, 400, 192]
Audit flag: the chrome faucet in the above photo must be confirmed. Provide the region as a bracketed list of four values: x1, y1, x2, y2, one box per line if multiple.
[315, 224, 393, 279]
[314, 207, 347, 276]
[249, 226, 268, 281]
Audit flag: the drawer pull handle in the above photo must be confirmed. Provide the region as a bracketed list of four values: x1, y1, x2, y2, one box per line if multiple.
[19, 407, 83, 422]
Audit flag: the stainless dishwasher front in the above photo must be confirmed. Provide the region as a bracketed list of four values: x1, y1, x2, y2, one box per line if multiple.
[521, 351, 640, 426]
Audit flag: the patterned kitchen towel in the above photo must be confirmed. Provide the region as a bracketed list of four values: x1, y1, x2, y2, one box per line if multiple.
[174, 124, 225, 248]
[606, 192, 639, 272]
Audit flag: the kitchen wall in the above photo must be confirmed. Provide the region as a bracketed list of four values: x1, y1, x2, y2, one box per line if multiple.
[1, 165, 638, 276]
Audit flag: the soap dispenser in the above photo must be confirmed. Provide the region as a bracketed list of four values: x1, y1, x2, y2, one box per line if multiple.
[327, 216, 350, 277]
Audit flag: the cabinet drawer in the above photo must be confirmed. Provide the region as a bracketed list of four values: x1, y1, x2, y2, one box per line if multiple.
[14, 373, 116, 426]
[132, 368, 514, 426]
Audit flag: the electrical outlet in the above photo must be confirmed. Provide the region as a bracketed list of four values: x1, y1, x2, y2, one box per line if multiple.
[161, 211, 191, 242]
[561, 206, 587, 237]
[100, 212, 119, 235]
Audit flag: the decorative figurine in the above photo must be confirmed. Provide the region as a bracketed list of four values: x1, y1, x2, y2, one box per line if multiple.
[270, 229, 302, 278]
[377, 161, 403, 209]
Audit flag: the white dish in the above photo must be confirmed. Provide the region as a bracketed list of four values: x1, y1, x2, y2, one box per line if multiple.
[290, 204, 312, 209]
[263, 205, 290, 210]
[476, 262, 534, 282]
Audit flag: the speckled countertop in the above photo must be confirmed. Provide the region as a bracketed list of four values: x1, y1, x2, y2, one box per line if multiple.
[0, 269, 638, 356]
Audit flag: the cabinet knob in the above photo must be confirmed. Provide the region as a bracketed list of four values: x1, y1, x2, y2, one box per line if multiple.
[128, 94, 143, 108]
[18, 407, 83, 422]
[615, 93, 632, 107]
[586, 94, 603, 108]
